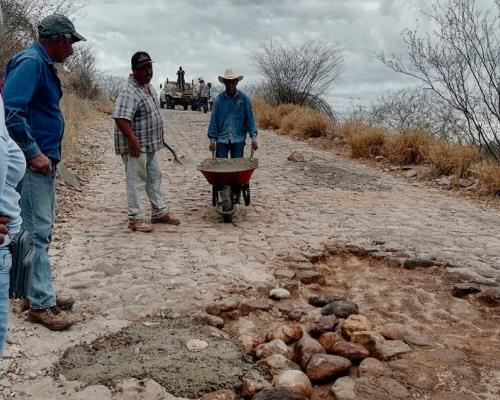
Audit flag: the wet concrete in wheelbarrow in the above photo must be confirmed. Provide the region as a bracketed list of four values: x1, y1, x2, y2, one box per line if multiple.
[54, 317, 264, 399]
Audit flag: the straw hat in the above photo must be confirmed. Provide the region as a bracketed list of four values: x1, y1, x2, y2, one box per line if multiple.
[218, 69, 243, 84]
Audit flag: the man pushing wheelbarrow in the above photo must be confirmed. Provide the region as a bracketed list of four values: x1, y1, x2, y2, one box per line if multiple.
[200, 69, 258, 222]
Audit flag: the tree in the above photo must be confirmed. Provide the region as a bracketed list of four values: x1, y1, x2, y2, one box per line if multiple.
[366, 87, 466, 142]
[0, 0, 82, 70]
[251, 39, 346, 118]
[98, 73, 127, 100]
[378, 0, 500, 159]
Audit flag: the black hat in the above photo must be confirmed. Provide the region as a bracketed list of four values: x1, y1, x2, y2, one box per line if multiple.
[131, 51, 153, 69]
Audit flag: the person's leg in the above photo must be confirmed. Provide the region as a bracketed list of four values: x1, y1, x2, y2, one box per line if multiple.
[216, 142, 230, 158]
[121, 153, 152, 231]
[145, 152, 168, 219]
[121, 153, 147, 220]
[228, 142, 246, 201]
[19, 170, 57, 310]
[0, 248, 11, 357]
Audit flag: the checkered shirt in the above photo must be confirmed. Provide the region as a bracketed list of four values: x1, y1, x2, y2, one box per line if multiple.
[112, 75, 164, 155]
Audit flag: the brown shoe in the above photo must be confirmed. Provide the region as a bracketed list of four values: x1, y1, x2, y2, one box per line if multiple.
[151, 212, 180, 225]
[128, 219, 153, 232]
[28, 307, 77, 331]
[56, 296, 75, 311]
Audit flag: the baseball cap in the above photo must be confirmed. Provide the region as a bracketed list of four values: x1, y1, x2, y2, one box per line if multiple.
[131, 51, 154, 69]
[37, 14, 86, 42]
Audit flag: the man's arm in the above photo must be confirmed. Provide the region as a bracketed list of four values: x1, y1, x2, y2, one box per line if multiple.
[3, 57, 43, 159]
[113, 118, 141, 157]
[207, 97, 219, 151]
[245, 97, 258, 150]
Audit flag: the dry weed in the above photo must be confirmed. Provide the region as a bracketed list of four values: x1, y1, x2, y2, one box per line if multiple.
[473, 161, 500, 196]
[61, 92, 95, 151]
[428, 142, 480, 177]
[384, 130, 433, 165]
[347, 126, 387, 158]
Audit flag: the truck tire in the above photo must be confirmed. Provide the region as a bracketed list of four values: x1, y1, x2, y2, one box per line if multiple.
[183, 104, 188, 111]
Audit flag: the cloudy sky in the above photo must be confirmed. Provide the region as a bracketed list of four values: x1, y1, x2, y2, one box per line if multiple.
[75, 0, 488, 114]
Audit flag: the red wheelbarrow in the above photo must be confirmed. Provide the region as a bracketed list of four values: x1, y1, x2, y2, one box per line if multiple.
[198, 151, 258, 222]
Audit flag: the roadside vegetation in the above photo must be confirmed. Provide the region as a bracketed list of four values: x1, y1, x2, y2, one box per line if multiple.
[0, 0, 121, 154]
[251, 0, 500, 199]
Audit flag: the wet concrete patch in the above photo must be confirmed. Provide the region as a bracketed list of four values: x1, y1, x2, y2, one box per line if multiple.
[55, 317, 262, 398]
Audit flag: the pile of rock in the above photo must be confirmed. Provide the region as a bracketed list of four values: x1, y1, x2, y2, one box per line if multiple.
[202, 291, 422, 399]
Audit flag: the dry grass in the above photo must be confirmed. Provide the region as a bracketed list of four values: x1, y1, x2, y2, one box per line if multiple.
[252, 99, 500, 198]
[347, 127, 387, 158]
[384, 129, 433, 165]
[428, 142, 481, 178]
[474, 161, 500, 196]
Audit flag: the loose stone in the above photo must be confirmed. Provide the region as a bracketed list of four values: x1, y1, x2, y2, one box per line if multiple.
[255, 339, 292, 360]
[241, 379, 272, 399]
[309, 293, 347, 307]
[186, 339, 208, 352]
[305, 354, 351, 382]
[321, 300, 359, 318]
[272, 370, 313, 398]
[451, 283, 481, 298]
[269, 288, 291, 300]
[273, 269, 296, 280]
[266, 324, 303, 343]
[341, 314, 373, 338]
[239, 300, 272, 315]
[403, 258, 436, 269]
[358, 357, 387, 377]
[257, 354, 301, 376]
[318, 332, 344, 353]
[331, 376, 357, 400]
[350, 331, 385, 353]
[294, 334, 326, 369]
[194, 313, 224, 329]
[297, 271, 326, 285]
[374, 340, 412, 360]
[309, 315, 338, 337]
[330, 340, 370, 361]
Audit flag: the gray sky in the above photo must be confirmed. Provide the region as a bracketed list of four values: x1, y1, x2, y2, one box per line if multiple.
[75, 0, 489, 114]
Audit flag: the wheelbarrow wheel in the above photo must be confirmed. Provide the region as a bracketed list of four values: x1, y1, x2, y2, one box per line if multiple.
[212, 185, 217, 207]
[242, 183, 250, 206]
[221, 185, 233, 223]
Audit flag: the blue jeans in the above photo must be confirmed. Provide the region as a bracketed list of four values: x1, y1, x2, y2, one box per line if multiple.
[0, 247, 11, 358]
[18, 169, 57, 309]
[121, 152, 167, 220]
[216, 142, 245, 158]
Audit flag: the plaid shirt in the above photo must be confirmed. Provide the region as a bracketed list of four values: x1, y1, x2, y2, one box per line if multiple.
[112, 75, 164, 155]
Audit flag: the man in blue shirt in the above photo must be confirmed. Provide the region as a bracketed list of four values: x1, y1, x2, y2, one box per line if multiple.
[207, 69, 258, 158]
[3, 14, 86, 331]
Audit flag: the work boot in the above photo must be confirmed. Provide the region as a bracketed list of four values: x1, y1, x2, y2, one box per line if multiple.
[28, 307, 77, 331]
[19, 296, 75, 311]
[151, 212, 180, 225]
[128, 219, 153, 232]
[56, 296, 75, 311]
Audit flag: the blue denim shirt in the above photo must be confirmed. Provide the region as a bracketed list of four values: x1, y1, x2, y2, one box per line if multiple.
[3, 42, 64, 161]
[207, 90, 257, 144]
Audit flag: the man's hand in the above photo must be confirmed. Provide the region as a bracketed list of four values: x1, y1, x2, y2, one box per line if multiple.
[0, 215, 10, 246]
[251, 141, 259, 151]
[128, 136, 141, 157]
[208, 142, 216, 152]
[29, 153, 52, 174]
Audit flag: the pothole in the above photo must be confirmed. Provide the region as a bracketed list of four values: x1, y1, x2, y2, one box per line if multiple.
[54, 317, 264, 399]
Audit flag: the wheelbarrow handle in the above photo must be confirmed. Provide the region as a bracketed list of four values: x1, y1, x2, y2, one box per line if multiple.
[250, 148, 255, 161]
